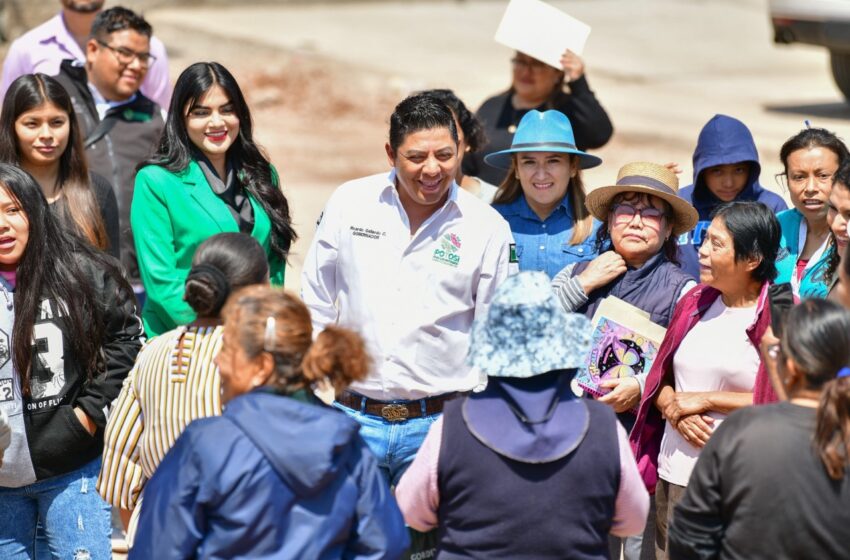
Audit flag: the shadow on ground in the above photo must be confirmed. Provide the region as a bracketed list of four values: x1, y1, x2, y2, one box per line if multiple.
[764, 101, 850, 120]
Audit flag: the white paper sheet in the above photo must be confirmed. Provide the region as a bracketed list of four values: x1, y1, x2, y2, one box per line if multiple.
[494, 0, 592, 69]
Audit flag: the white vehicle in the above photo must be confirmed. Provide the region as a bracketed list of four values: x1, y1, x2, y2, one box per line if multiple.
[770, 0, 850, 101]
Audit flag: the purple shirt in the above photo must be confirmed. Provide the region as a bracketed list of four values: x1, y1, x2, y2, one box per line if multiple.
[0, 13, 171, 109]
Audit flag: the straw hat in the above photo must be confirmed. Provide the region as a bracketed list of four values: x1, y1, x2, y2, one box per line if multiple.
[585, 162, 699, 236]
[483, 110, 602, 170]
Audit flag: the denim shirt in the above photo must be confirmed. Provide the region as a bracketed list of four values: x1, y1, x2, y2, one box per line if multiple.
[494, 194, 601, 278]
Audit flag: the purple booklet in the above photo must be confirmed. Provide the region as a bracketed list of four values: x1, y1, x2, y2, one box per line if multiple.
[575, 297, 666, 400]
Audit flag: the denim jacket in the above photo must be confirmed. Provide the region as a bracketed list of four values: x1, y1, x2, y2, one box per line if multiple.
[494, 193, 601, 278]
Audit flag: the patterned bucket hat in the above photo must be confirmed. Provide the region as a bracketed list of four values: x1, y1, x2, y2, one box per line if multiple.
[468, 271, 592, 378]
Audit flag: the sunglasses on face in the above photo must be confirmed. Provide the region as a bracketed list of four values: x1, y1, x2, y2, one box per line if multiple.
[611, 203, 666, 224]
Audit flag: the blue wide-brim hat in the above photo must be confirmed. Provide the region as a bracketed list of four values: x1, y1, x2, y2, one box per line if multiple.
[467, 271, 592, 378]
[483, 110, 603, 170]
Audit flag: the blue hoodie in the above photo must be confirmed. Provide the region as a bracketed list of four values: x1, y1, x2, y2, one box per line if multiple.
[131, 390, 409, 560]
[677, 115, 787, 279]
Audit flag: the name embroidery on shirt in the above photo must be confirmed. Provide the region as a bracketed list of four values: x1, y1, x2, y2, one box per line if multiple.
[350, 226, 385, 240]
[433, 233, 461, 267]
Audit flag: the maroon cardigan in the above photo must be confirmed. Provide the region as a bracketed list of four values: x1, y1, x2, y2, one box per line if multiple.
[628, 282, 775, 493]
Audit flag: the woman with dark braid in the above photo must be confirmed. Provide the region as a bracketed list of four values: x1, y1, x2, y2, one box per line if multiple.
[131, 61, 296, 337]
[97, 232, 269, 548]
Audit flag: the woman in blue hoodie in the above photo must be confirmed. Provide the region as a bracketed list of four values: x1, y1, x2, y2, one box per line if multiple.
[130, 286, 408, 560]
[677, 115, 787, 279]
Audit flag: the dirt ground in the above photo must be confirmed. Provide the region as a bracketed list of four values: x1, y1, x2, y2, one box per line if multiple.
[154, 24, 402, 292]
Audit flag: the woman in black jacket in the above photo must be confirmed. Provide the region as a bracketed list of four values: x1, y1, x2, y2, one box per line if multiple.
[463, 49, 613, 186]
[0, 164, 143, 559]
[668, 299, 850, 559]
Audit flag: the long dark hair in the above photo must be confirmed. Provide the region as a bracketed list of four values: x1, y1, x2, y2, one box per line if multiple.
[780, 299, 850, 480]
[183, 232, 269, 318]
[0, 74, 108, 251]
[826, 159, 850, 283]
[0, 165, 127, 396]
[141, 62, 296, 261]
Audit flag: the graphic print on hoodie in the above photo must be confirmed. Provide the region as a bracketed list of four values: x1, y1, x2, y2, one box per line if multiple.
[676, 114, 787, 279]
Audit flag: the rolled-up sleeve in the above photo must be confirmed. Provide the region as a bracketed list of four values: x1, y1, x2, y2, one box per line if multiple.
[395, 416, 443, 532]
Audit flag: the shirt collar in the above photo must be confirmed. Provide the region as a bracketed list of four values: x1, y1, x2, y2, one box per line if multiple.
[39, 14, 85, 60]
[382, 168, 463, 215]
[500, 192, 573, 222]
[88, 81, 137, 120]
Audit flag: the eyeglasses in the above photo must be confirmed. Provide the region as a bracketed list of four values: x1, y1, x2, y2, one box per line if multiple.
[611, 204, 666, 224]
[96, 40, 156, 67]
[511, 57, 549, 72]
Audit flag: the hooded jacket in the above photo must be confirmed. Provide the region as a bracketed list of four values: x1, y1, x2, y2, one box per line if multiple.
[0, 251, 143, 487]
[131, 389, 408, 560]
[677, 115, 787, 279]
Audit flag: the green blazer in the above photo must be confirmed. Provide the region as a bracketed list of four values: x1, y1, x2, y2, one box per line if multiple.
[131, 160, 285, 337]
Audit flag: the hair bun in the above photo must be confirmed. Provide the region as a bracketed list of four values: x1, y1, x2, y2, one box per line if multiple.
[184, 264, 231, 316]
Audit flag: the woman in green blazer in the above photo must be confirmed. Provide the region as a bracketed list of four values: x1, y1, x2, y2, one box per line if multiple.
[132, 62, 296, 336]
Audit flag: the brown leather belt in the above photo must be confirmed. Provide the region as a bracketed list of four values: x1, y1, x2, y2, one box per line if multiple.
[337, 391, 466, 422]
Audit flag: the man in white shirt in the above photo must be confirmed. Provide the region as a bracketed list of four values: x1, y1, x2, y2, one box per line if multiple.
[0, 0, 171, 109]
[302, 93, 516, 485]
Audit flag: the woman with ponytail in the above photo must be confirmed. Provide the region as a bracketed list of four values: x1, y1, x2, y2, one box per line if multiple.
[668, 298, 850, 559]
[131, 61, 296, 337]
[130, 285, 408, 559]
[98, 232, 269, 547]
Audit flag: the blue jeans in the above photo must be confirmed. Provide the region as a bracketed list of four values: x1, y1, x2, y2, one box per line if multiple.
[0, 458, 111, 560]
[333, 401, 440, 487]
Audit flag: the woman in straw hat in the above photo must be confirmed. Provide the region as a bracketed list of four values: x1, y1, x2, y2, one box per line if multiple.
[487, 109, 603, 279]
[396, 271, 649, 559]
[553, 162, 698, 414]
[630, 201, 781, 559]
[552, 162, 697, 560]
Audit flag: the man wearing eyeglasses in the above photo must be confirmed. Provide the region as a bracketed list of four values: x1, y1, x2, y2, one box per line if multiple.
[54, 6, 165, 296]
[0, 1, 171, 109]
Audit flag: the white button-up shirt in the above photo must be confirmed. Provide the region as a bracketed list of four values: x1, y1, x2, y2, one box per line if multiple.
[302, 170, 516, 400]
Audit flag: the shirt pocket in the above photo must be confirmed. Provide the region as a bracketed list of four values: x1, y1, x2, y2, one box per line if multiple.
[562, 240, 595, 264]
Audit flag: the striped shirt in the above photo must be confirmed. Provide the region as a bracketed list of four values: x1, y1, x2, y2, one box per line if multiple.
[97, 325, 223, 509]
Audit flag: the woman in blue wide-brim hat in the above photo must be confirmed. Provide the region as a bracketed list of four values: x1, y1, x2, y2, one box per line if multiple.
[396, 271, 649, 559]
[488, 109, 603, 278]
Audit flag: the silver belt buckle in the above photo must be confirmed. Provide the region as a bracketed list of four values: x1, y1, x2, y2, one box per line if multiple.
[381, 403, 410, 422]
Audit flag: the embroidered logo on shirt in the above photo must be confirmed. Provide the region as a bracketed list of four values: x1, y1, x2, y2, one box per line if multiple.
[350, 226, 385, 240]
[433, 233, 461, 267]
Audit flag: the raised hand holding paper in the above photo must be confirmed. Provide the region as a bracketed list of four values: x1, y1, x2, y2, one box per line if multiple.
[495, 0, 592, 69]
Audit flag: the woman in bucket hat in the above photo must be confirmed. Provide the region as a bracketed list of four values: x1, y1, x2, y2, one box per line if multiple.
[396, 271, 649, 560]
[552, 162, 697, 560]
[488, 109, 603, 279]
